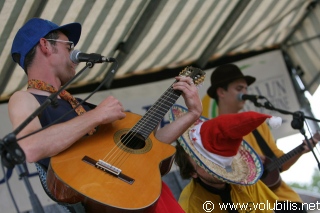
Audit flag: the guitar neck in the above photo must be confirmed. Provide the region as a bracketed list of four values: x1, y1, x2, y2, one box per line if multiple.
[132, 83, 182, 139]
[266, 143, 305, 172]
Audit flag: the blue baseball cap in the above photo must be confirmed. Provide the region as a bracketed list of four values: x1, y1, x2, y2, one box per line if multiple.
[11, 18, 81, 70]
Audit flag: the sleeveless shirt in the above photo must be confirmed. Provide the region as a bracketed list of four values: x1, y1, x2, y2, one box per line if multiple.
[31, 93, 95, 168]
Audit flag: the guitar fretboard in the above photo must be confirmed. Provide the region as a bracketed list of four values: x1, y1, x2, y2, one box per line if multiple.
[266, 143, 305, 172]
[132, 84, 182, 139]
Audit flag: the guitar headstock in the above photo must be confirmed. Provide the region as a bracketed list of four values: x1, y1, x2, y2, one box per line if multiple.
[179, 66, 206, 86]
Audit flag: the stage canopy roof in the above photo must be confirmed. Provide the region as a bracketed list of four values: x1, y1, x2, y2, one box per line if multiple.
[1, 0, 320, 102]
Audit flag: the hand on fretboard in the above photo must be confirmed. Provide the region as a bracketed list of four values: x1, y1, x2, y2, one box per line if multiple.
[303, 131, 320, 152]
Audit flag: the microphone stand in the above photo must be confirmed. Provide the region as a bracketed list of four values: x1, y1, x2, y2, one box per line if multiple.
[250, 98, 320, 171]
[0, 62, 93, 213]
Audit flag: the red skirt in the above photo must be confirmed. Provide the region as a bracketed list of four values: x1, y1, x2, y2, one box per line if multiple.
[153, 181, 185, 213]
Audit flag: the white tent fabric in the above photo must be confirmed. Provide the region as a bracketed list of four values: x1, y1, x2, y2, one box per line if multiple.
[285, 3, 320, 94]
[0, 0, 319, 102]
[1, 1, 320, 212]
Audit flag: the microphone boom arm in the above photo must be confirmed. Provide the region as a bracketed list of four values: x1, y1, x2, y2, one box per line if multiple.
[251, 98, 320, 170]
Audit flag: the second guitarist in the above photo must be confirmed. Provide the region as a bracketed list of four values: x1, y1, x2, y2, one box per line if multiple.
[205, 63, 319, 213]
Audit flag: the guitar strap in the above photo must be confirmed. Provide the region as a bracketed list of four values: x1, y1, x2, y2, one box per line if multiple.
[252, 129, 277, 160]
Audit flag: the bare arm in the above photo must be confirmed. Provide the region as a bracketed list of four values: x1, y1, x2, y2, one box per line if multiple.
[155, 76, 202, 144]
[8, 91, 126, 163]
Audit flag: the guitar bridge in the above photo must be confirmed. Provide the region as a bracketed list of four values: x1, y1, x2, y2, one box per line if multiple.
[97, 159, 121, 175]
[82, 156, 135, 185]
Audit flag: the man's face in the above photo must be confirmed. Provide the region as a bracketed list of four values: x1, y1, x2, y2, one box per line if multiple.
[218, 78, 248, 113]
[189, 156, 225, 186]
[50, 32, 77, 85]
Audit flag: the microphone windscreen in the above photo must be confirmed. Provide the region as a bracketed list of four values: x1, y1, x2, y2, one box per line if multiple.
[70, 49, 81, 63]
[237, 93, 244, 101]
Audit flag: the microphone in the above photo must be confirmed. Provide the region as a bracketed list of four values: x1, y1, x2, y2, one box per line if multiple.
[70, 49, 116, 64]
[238, 93, 265, 102]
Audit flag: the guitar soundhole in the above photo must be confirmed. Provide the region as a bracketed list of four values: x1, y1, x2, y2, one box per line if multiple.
[114, 129, 153, 154]
[121, 132, 145, 149]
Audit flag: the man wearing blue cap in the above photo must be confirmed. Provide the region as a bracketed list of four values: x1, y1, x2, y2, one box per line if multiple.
[8, 18, 203, 212]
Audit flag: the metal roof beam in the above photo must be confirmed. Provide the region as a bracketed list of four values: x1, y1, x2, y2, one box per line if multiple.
[195, 0, 251, 69]
[282, 0, 320, 45]
[103, 0, 167, 88]
[281, 1, 320, 96]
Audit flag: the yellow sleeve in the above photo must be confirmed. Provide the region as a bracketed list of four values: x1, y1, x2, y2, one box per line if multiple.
[246, 180, 279, 213]
[244, 123, 303, 202]
[179, 179, 228, 213]
[243, 122, 285, 158]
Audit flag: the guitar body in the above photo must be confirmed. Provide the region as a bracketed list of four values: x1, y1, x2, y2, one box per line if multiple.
[46, 66, 206, 212]
[260, 157, 282, 190]
[260, 132, 320, 190]
[47, 112, 176, 213]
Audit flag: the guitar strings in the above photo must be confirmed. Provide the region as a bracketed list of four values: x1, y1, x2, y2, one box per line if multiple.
[102, 85, 178, 167]
[99, 68, 202, 173]
[266, 121, 320, 172]
[115, 89, 178, 168]
[100, 81, 180, 169]
[109, 70, 201, 167]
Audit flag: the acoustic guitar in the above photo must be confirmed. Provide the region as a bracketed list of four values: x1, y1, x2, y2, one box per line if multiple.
[261, 132, 320, 190]
[46, 66, 205, 213]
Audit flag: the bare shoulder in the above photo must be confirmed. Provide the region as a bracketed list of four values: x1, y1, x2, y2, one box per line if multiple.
[9, 91, 39, 109]
[8, 91, 40, 122]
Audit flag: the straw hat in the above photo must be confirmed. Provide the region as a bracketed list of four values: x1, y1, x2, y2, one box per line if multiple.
[169, 105, 280, 185]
